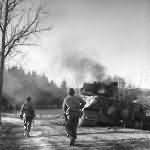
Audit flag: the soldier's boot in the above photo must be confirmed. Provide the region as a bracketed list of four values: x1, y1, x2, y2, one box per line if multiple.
[70, 137, 75, 146]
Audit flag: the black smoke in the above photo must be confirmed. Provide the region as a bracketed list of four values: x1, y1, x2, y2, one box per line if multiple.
[61, 52, 106, 86]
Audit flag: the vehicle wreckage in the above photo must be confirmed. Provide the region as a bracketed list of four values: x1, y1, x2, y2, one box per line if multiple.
[79, 82, 150, 129]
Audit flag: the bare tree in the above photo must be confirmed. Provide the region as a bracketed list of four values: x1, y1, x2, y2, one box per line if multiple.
[0, 0, 50, 124]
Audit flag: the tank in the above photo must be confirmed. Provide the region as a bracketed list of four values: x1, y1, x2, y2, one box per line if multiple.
[79, 81, 146, 129]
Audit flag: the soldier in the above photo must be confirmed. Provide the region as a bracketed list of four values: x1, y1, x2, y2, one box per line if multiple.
[20, 96, 35, 137]
[62, 88, 86, 146]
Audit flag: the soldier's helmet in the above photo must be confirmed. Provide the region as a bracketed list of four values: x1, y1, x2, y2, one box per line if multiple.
[68, 88, 75, 96]
[26, 96, 31, 102]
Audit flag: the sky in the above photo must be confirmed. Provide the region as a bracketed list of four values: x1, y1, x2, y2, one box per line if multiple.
[8, 0, 150, 88]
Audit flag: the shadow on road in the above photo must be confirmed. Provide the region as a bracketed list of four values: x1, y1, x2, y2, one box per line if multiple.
[0, 122, 24, 150]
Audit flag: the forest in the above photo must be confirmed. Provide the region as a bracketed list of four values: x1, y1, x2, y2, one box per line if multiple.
[2, 67, 68, 110]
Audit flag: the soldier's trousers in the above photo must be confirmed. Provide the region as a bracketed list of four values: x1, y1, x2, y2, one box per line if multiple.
[24, 116, 32, 132]
[65, 112, 80, 139]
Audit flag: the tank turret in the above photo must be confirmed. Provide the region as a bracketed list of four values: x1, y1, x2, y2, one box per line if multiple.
[80, 81, 118, 98]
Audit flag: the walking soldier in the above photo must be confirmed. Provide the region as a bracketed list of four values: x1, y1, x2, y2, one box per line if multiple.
[20, 96, 35, 137]
[62, 88, 86, 146]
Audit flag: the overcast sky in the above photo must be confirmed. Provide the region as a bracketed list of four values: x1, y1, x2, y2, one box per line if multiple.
[9, 0, 150, 88]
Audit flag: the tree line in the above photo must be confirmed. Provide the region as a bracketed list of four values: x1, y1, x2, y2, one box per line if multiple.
[2, 67, 67, 111]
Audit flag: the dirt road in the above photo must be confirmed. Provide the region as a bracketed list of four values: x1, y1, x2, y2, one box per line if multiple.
[1, 109, 150, 150]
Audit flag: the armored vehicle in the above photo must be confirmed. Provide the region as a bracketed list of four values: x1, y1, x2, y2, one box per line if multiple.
[79, 82, 146, 129]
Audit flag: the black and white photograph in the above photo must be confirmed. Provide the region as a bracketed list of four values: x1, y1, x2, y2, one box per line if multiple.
[0, 0, 150, 149]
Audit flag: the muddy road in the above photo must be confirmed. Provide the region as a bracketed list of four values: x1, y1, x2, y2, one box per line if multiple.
[1, 109, 150, 150]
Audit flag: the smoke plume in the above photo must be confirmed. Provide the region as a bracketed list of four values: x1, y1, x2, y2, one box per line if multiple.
[60, 51, 106, 86]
